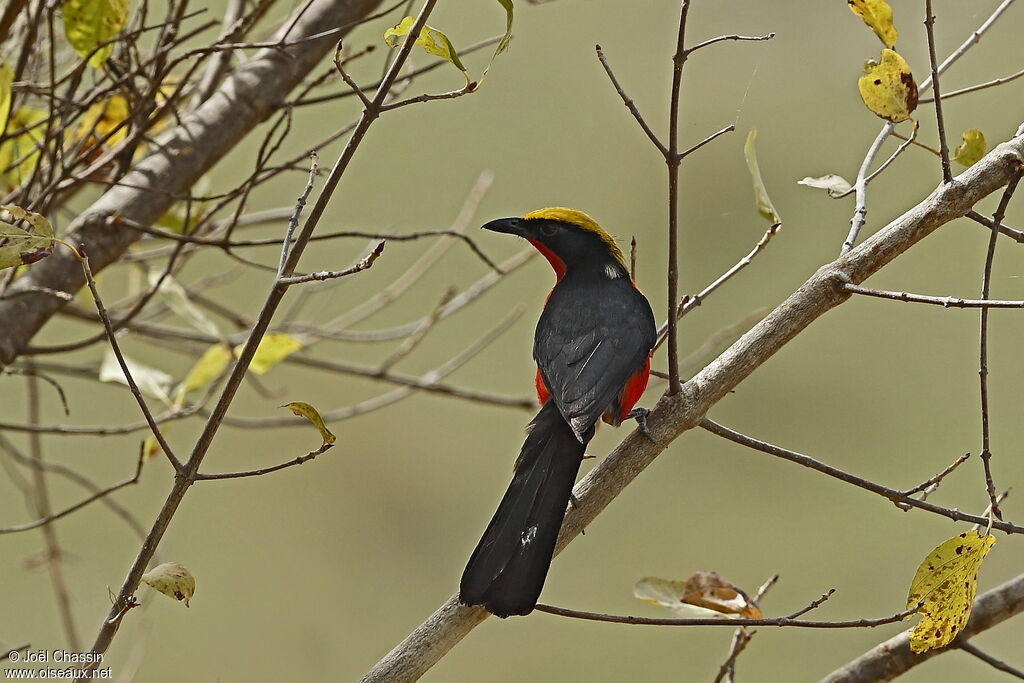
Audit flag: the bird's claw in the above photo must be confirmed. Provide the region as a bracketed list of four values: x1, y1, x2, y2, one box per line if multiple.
[626, 407, 655, 442]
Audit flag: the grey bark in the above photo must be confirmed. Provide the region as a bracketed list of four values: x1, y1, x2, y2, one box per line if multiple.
[0, 0, 383, 366]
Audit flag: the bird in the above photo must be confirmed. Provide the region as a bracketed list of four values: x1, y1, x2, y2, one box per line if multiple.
[459, 207, 657, 617]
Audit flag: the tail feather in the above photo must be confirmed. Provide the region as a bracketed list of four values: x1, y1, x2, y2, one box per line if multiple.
[459, 401, 589, 617]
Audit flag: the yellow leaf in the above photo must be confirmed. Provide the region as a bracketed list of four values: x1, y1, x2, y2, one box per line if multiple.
[743, 128, 781, 224]
[634, 572, 761, 619]
[142, 431, 163, 461]
[74, 94, 131, 150]
[282, 401, 336, 446]
[848, 0, 898, 49]
[62, 0, 130, 68]
[858, 49, 918, 123]
[177, 344, 232, 401]
[906, 530, 995, 654]
[0, 205, 55, 271]
[240, 333, 303, 375]
[0, 61, 13, 134]
[141, 562, 195, 607]
[0, 108, 47, 190]
[384, 17, 468, 78]
[953, 129, 986, 167]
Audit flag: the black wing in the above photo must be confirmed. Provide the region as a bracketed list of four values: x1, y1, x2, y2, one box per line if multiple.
[534, 273, 655, 440]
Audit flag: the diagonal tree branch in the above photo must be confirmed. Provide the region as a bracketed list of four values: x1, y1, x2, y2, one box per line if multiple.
[360, 130, 1024, 683]
[0, 0, 385, 367]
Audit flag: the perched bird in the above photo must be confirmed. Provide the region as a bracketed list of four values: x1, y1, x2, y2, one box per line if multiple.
[459, 207, 657, 617]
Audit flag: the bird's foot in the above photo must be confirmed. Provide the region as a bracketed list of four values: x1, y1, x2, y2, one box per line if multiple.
[626, 407, 655, 442]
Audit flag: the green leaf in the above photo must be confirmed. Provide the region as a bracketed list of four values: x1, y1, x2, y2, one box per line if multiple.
[953, 129, 986, 167]
[743, 128, 781, 224]
[384, 17, 468, 78]
[63, 0, 131, 68]
[0, 61, 13, 134]
[0, 205, 54, 271]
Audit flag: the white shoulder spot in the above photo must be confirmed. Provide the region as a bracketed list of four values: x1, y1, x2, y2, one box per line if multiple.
[604, 264, 620, 279]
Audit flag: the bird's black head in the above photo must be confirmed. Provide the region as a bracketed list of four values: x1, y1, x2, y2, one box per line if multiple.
[482, 207, 627, 279]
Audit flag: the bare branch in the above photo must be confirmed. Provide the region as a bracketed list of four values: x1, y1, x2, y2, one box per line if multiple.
[924, 0, 953, 183]
[0, 446, 145, 535]
[700, 418, 1024, 534]
[684, 32, 774, 55]
[595, 44, 667, 156]
[196, 442, 334, 481]
[278, 240, 385, 285]
[977, 169, 1023, 520]
[531, 597, 915, 629]
[844, 283, 1024, 308]
[956, 641, 1024, 679]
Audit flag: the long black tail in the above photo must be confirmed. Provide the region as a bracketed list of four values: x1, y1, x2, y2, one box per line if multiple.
[459, 401, 588, 617]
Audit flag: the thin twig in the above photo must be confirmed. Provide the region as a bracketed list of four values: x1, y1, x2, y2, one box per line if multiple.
[196, 442, 334, 481]
[279, 152, 319, 277]
[665, 0, 690, 394]
[899, 452, 971, 500]
[700, 418, 1024, 535]
[685, 32, 774, 55]
[842, 123, 893, 254]
[920, 66, 1024, 103]
[966, 210, 1024, 243]
[532, 599, 915, 629]
[0, 447, 145, 535]
[278, 240, 385, 285]
[78, 247, 182, 471]
[956, 642, 1024, 679]
[655, 224, 780, 349]
[713, 628, 754, 683]
[25, 368, 80, 650]
[844, 283, 1024, 308]
[678, 124, 734, 160]
[832, 122, 920, 200]
[595, 44, 667, 156]
[924, 0, 952, 183]
[978, 170, 1022, 521]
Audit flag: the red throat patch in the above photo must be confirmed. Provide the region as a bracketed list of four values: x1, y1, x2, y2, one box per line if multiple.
[527, 238, 566, 281]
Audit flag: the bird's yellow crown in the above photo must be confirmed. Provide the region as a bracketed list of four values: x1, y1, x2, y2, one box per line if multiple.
[522, 207, 626, 268]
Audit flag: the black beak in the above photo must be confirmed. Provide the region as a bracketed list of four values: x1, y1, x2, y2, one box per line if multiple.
[481, 217, 524, 236]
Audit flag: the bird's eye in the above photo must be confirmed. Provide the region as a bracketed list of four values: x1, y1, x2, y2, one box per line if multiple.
[539, 223, 558, 237]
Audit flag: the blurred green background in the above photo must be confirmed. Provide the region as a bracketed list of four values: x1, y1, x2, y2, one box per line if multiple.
[3, 0, 1024, 681]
